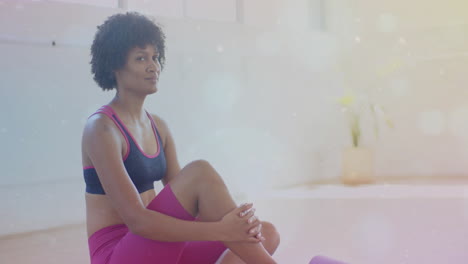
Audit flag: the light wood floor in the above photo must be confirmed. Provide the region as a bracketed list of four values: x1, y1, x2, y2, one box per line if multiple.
[0, 223, 89, 264]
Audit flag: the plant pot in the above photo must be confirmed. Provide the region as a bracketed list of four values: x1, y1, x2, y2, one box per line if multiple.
[341, 147, 374, 185]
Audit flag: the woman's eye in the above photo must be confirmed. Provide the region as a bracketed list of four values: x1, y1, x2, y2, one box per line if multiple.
[152, 56, 160, 62]
[137, 57, 145, 61]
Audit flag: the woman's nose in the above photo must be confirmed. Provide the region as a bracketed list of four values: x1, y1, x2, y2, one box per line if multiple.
[148, 61, 160, 74]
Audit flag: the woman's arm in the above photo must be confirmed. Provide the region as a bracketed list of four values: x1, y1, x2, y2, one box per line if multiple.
[83, 115, 258, 242]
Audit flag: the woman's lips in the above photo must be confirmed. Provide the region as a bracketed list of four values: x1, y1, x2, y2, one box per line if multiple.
[145, 76, 158, 82]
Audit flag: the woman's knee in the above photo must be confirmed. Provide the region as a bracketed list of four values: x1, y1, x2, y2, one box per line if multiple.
[186, 159, 212, 170]
[261, 221, 280, 253]
[183, 160, 223, 183]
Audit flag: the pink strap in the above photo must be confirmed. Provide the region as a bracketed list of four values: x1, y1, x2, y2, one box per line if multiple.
[145, 111, 163, 140]
[88, 105, 131, 160]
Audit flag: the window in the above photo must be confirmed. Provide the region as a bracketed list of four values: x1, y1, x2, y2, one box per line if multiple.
[185, 0, 238, 23]
[47, 0, 118, 8]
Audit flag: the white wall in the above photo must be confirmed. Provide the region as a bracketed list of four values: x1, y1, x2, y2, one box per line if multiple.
[1, 0, 468, 236]
[0, 0, 340, 235]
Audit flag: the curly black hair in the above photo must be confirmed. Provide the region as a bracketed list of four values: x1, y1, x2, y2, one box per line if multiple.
[90, 12, 166, 91]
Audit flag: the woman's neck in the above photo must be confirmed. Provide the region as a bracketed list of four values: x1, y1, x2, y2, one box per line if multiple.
[109, 92, 147, 124]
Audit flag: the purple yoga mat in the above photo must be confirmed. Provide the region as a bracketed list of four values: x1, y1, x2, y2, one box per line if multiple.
[309, 255, 349, 264]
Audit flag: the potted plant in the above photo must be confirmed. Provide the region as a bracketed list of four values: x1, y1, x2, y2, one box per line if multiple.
[337, 92, 394, 185]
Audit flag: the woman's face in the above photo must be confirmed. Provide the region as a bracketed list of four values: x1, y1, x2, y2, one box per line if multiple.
[115, 44, 161, 95]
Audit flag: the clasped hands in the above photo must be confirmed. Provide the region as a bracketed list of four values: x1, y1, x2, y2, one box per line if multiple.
[219, 203, 265, 243]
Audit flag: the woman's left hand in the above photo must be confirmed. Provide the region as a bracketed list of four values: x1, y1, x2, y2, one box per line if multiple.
[239, 207, 265, 241]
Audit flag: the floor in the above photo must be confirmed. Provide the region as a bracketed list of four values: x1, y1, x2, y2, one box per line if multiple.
[0, 223, 89, 264]
[1, 180, 468, 264]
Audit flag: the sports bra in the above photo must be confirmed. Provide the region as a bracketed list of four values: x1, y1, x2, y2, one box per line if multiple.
[83, 105, 167, 194]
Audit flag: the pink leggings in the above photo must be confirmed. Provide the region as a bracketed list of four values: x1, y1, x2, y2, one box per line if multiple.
[88, 184, 228, 264]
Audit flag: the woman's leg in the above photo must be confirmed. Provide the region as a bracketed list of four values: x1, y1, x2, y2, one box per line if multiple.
[178, 221, 280, 264]
[218, 221, 280, 264]
[169, 160, 278, 264]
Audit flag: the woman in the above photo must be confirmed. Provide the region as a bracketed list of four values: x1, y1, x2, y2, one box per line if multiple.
[82, 12, 280, 264]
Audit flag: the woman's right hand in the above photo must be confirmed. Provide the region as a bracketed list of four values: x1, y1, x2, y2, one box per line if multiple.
[218, 203, 264, 243]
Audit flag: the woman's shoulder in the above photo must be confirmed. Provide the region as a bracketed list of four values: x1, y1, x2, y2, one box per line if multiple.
[148, 113, 168, 131]
[81, 112, 125, 158]
[82, 112, 121, 138]
[148, 112, 170, 145]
